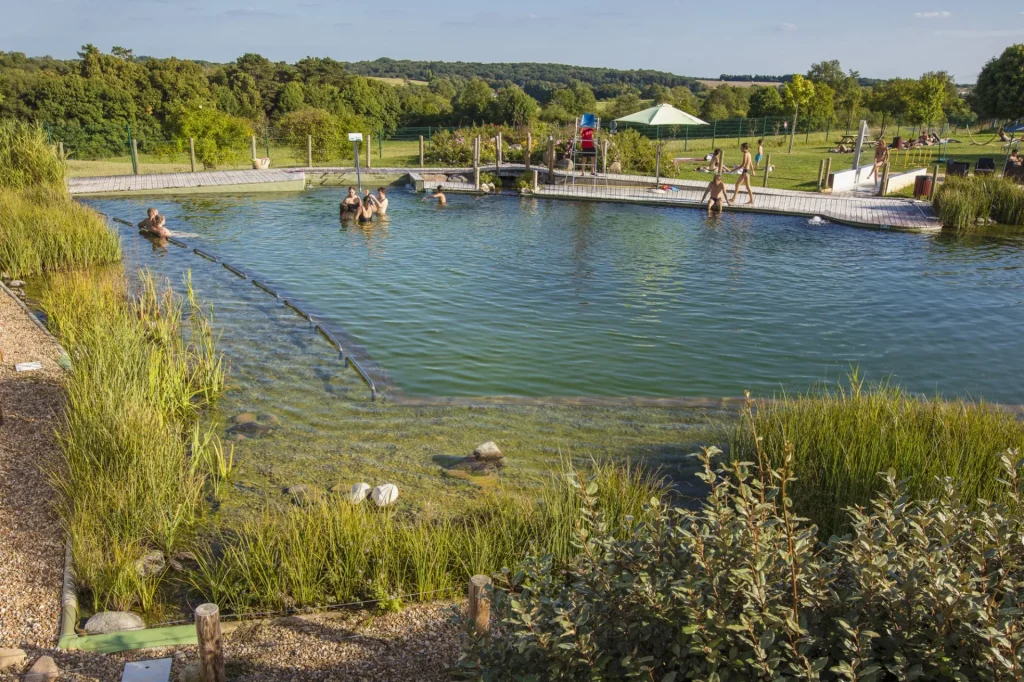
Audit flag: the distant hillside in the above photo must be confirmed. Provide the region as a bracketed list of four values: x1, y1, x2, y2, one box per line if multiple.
[341, 58, 700, 99]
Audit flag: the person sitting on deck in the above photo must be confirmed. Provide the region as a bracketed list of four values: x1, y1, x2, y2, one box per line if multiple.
[1009, 150, 1022, 167]
[137, 207, 159, 231]
[700, 174, 731, 213]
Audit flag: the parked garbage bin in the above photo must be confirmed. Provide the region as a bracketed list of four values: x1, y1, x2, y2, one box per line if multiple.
[914, 175, 933, 200]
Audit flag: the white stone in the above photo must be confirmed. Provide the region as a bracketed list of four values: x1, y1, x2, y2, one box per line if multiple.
[473, 441, 504, 461]
[24, 655, 58, 682]
[371, 483, 399, 507]
[348, 482, 371, 504]
[0, 648, 26, 671]
[84, 610, 145, 635]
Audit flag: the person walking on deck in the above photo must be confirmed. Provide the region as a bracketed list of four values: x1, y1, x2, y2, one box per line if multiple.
[730, 142, 755, 205]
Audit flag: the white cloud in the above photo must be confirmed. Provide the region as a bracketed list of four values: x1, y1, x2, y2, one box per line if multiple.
[779, 22, 797, 31]
[914, 10, 951, 17]
[528, 13, 538, 18]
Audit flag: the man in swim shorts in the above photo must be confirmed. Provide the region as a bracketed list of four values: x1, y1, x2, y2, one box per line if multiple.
[433, 185, 446, 205]
[700, 174, 731, 213]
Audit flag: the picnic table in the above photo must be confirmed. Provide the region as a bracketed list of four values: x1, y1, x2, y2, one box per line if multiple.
[834, 135, 859, 147]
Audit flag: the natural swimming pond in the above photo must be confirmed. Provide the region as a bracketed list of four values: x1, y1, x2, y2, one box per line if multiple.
[80, 189, 1024, 504]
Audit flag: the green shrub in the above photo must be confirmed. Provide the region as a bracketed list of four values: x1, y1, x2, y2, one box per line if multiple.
[609, 128, 657, 174]
[461, 446, 1024, 681]
[933, 174, 1024, 229]
[276, 108, 357, 163]
[732, 375, 1024, 534]
[190, 460, 665, 614]
[165, 103, 253, 169]
[0, 118, 66, 191]
[0, 188, 121, 278]
[44, 269, 227, 613]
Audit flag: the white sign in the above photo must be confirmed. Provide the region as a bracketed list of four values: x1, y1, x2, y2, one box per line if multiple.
[348, 133, 363, 142]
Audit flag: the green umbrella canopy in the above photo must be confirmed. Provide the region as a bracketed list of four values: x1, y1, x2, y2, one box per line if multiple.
[614, 103, 708, 126]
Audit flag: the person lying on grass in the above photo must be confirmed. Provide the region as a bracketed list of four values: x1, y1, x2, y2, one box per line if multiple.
[700, 174, 731, 214]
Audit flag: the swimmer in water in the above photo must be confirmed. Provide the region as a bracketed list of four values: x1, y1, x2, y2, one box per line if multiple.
[433, 185, 446, 205]
[355, 197, 375, 224]
[138, 207, 159, 231]
[340, 187, 359, 219]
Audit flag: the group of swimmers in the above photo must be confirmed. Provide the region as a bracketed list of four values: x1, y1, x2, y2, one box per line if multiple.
[698, 141, 757, 212]
[138, 208, 169, 237]
[340, 187, 389, 223]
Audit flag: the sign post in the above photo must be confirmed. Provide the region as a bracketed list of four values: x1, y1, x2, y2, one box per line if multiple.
[349, 133, 363, 193]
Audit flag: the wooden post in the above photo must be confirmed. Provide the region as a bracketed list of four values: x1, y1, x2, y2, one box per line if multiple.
[306, 135, 312, 167]
[189, 137, 196, 173]
[250, 135, 257, 160]
[878, 162, 890, 196]
[195, 603, 225, 682]
[57, 141, 64, 159]
[822, 157, 831, 191]
[655, 143, 662, 185]
[496, 132, 502, 168]
[525, 133, 532, 172]
[419, 135, 425, 168]
[366, 133, 372, 169]
[532, 169, 539, 192]
[816, 159, 825, 190]
[131, 138, 140, 175]
[929, 164, 938, 200]
[602, 139, 609, 175]
[547, 135, 555, 183]
[762, 154, 771, 188]
[473, 137, 480, 189]
[468, 575, 492, 634]
[474, 166, 481, 191]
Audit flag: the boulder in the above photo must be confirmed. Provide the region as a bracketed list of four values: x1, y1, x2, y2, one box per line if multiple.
[472, 442, 503, 461]
[286, 484, 319, 506]
[258, 413, 281, 426]
[231, 412, 257, 425]
[135, 550, 166, 578]
[228, 421, 272, 437]
[84, 611, 145, 635]
[8, 280, 25, 289]
[448, 174, 468, 183]
[0, 648, 26, 671]
[24, 656, 58, 682]
[609, 161, 622, 174]
[348, 482, 371, 504]
[371, 483, 399, 507]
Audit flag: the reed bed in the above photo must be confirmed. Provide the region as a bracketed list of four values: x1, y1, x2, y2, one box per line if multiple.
[733, 373, 1024, 534]
[0, 118, 66, 191]
[933, 174, 1024, 230]
[42, 268, 227, 613]
[191, 460, 666, 615]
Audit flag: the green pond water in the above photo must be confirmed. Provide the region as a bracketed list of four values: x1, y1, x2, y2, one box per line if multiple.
[82, 190, 1024, 506]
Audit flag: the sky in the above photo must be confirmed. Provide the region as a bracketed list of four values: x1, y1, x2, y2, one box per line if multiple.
[2, 0, 1024, 82]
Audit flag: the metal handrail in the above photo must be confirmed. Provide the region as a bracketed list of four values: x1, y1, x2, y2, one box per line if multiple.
[346, 355, 377, 401]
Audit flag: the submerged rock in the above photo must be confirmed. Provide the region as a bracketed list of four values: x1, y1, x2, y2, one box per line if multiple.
[24, 656, 58, 682]
[134, 550, 165, 578]
[371, 483, 399, 507]
[228, 421, 272, 438]
[472, 442, 503, 461]
[231, 412, 257, 425]
[169, 551, 199, 572]
[286, 484, 319, 506]
[0, 648, 26, 671]
[84, 611, 145, 635]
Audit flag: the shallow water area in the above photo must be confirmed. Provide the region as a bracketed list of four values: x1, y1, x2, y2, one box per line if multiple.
[81, 189, 1024, 508]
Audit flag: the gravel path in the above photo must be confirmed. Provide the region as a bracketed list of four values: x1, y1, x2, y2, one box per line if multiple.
[0, 285, 65, 653]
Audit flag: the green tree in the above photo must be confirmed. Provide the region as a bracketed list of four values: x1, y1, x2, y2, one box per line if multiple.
[166, 103, 253, 168]
[971, 44, 1024, 119]
[867, 78, 912, 132]
[905, 72, 949, 127]
[277, 107, 356, 162]
[747, 86, 784, 117]
[494, 85, 537, 126]
[834, 73, 862, 130]
[608, 91, 643, 119]
[782, 74, 815, 152]
[668, 86, 700, 115]
[337, 76, 401, 133]
[456, 77, 494, 123]
[806, 59, 846, 90]
[275, 81, 305, 116]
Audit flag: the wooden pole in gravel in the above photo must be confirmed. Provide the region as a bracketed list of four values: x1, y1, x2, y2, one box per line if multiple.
[195, 603, 226, 682]
[817, 159, 825, 190]
[468, 575, 492, 634]
[763, 154, 771, 188]
[189, 137, 196, 172]
[878, 162, 890, 197]
[419, 136, 424, 168]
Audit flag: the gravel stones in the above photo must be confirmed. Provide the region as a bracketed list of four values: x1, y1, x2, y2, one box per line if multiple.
[84, 611, 146, 635]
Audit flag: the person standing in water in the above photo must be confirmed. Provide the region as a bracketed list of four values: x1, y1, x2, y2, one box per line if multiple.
[730, 142, 755, 205]
[371, 187, 389, 218]
[432, 185, 446, 205]
[138, 207, 159, 231]
[340, 187, 359, 219]
[700, 174, 731, 213]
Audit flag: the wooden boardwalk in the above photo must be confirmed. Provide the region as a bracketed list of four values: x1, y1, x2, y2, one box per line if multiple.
[68, 169, 306, 196]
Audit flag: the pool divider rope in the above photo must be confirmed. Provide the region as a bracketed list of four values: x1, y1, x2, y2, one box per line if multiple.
[111, 215, 377, 400]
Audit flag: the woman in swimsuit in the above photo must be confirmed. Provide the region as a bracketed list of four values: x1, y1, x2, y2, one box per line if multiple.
[730, 142, 755, 205]
[355, 197, 375, 224]
[867, 139, 889, 182]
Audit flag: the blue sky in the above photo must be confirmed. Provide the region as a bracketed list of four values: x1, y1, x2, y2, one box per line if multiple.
[2, 0, 1023, 82]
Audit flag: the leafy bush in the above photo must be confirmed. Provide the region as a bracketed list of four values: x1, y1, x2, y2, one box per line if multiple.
[461, 444, 1024, 681]
[165, 103, 253, 169]
[609, 129, 657, 174]
[733, 376, 1024, 534]
[277, 107, 363, 163]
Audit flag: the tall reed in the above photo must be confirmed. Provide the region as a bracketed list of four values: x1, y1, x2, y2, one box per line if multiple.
[0, 118, 66, 191]
[43, 268, 226, 613]
[191, 460, 666, 615]
[933, 174, 1024, 229]
[732, 372, 1024, 534]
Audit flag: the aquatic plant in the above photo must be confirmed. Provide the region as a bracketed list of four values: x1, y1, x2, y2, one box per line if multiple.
[43, 268, 226, 613]
[732, 372, 1024, 534]
[0, 118, 66, 191]
[933, 173, 1024, 229]
[461, 444, 1024, 680]
[189, 460, 665, 614]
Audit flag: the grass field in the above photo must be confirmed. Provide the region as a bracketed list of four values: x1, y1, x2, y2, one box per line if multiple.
[65, 128, 1016, 195]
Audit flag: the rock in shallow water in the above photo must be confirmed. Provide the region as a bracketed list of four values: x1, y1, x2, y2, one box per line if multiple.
[84, 611, 145, 635]
[231, 412, 257, 424]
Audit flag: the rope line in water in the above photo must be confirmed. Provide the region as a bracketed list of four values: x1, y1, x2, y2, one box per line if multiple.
[251, 279, 280, 298]
[112, 217, 134, 227]
[193, 248, 219, 263]
[166, 237, 189, 249]
[222, 262, 248, 279]
[145, 587, 455, 629]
